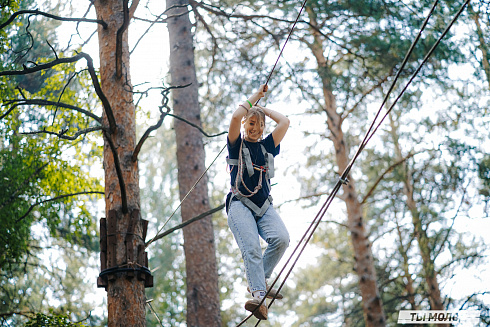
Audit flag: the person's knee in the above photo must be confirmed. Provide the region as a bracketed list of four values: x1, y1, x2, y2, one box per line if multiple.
[272, 231, 289, 250]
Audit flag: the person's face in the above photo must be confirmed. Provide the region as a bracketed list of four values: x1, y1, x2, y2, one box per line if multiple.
[244, 115, 264, 142]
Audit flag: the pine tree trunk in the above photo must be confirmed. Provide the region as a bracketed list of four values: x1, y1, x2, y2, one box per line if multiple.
[94, 0, 146, 326]
[166, 1, 222, 326]
[395, 219, 417, 310]
[468, 3, 490, 89]
[306, 6, 386, 326]
[389, 114, 446, 320]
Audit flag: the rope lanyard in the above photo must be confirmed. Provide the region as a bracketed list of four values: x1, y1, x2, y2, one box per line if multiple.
[235, 137, 263, 197]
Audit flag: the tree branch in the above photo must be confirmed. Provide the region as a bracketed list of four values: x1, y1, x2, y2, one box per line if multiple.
[191, 3, 218, 75]
[116, 0, 130, 79]
[129, 0, 140, 20]
[2, 99, 102, 123]
[167, 113, 227, 138]
[133, 84, 188, 162]
[145, 203, 225, 246]
[340, 73, 391, 123]
[102, 129, 128, 214]
[132, 106, 169, 162]
[21, 126, 105, 140]
[0, 52, 116, 133]
[15, 191, 104, 223]
[0, 9, 108, 30]
[130, 10, 166, 55]
[361, 151, 420, 204]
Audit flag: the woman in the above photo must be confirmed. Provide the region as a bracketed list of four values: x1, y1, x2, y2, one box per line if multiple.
[226, 84, 290, 320]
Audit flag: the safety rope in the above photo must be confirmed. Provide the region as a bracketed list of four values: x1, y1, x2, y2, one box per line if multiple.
[236, 0, 472, 325]
[145, 144, 226, 248]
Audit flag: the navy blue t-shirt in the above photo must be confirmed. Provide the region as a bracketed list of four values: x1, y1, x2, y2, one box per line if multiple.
[227, 133, 280, 208]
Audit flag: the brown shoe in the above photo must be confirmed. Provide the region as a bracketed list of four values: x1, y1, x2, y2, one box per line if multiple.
[245, 298, 268, 320]
[247, 284, 284, 300]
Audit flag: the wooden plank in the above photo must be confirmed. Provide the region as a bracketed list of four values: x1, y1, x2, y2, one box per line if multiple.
[100, 218, 107, 271]
[137, 244, 145, 267]
[141, 219, 149, 241]
[107, 210, 117, 268]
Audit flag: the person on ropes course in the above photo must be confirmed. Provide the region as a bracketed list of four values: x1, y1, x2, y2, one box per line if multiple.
[225, 84, 290, 320]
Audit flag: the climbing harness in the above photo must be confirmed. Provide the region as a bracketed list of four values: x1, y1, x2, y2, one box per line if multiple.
[226, 136, 275, 217]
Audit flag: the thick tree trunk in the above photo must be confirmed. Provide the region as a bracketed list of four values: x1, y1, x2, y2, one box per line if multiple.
[94, 1, 146, 326]
[306, 6, 386, 326]
[166, 1, 222, 326]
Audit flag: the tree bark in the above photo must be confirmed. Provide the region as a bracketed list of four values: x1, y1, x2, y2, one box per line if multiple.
[306, 5, 386, 326]
[94, 0, 146, 326]
[468, 3, 490, 89]
[166, 1, 222, 326]
[389, 113, 446, 321]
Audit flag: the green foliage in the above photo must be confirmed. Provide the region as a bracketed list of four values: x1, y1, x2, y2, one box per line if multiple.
[0, 0, 104, 324]
[24, 312, 87, 327]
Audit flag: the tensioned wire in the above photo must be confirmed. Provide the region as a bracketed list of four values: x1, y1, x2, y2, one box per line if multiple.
[235, 0, 472, 325]
[145, 0, 308, 248]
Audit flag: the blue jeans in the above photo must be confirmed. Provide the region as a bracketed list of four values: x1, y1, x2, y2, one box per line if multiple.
[227, 200, 289, 293]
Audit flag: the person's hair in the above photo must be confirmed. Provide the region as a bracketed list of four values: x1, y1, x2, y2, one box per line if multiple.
[243, 106, 265, 125]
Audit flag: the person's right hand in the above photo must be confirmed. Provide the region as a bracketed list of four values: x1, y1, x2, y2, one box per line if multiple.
[256, 84, 268, 98]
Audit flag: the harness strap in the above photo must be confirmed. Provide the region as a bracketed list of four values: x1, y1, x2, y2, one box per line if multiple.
[241, 147, 255, 177]
[260, 144, 275, 179]
[231, 187, 273, 218]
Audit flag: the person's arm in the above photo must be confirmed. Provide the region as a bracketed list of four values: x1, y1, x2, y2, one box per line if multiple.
[256, 104, 290, 147]
[228, 84, 268, 145]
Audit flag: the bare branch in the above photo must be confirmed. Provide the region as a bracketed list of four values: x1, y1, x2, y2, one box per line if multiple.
[21, 126, 105, 140]
[132, 106, 170, 162]
[15, 191, 104, 223]
[52, 70, 82, 124]
[133, 84, 190, 161]
[167, 113, 227, 138]
[130, 10, 166, 55]
[189, 0, 295, 23]
[129, 0, 140, 20]
[116, 0, 130, 79]
[0, 9, 108, 30]
[102, 130, 128, 214]
[145, 203, 225, 246]
[361, 151, 421, 204]
[0, 52, 116, 133]
[191, 3, 218, 75]
[2, 99, 102, 123]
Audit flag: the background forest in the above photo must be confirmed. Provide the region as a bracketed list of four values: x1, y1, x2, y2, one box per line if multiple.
[1, 0, 489, 326]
